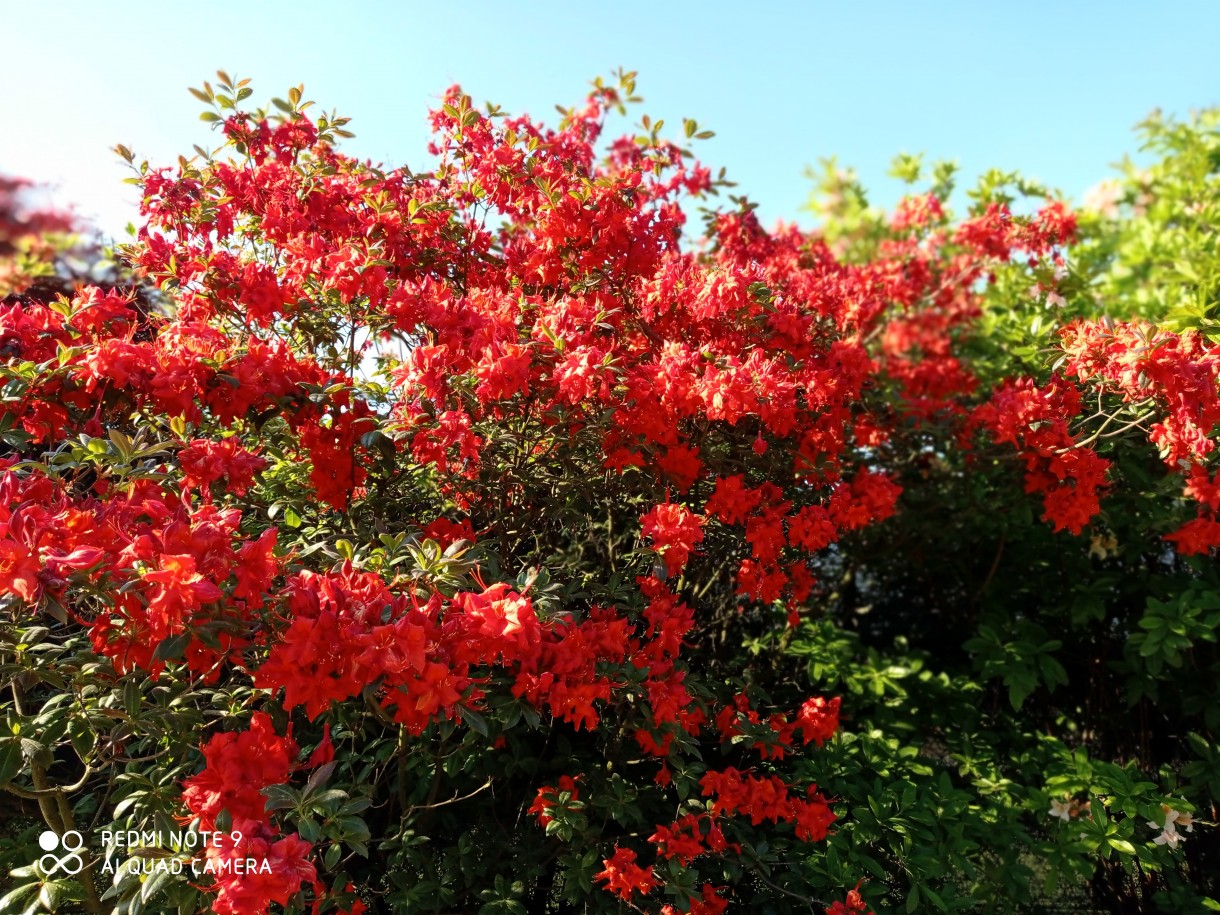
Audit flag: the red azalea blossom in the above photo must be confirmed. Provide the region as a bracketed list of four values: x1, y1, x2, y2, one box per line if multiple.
[595, 846, 659, 899]
[828, 882, 874, 915]
[641, 502, 705, 575]
[796, 695, 841, 747]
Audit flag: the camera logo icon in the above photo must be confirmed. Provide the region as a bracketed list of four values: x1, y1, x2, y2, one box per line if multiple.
[37, 830, 85, 876]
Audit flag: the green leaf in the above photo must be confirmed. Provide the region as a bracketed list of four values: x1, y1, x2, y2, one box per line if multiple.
[0, 737, 22, 786]
[153, 632, 192, 662]
[305, 760, 338, 795]
[459, 706, 489, 737]
[141, 867, 174, 904]
[123, 680, 142, 718]
[0, 885, 37, 914]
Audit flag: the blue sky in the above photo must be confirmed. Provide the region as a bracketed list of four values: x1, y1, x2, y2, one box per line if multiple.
[5, 1, 1219, 237]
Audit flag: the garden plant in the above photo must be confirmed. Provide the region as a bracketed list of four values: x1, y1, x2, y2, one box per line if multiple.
[0, 73, 1218, 914]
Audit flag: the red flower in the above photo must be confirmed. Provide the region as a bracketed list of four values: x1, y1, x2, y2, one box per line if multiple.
[793, 789, 838, 842]
[528, 775, 582, 827]
[649, 813, 726, 865]
[795, 695, 841, 747]
[828, 881, 873, 915]
[306, 724, 335, 768]
[204, 821, 317, 915]
[0, 537, 41, 602]
[179, 437, 267, 498]
[143, 553, 224, 640]
[595, 846, 658, 899]
[1164, 515, 1220, 555]
[641, 502, 704, 575]
[181, 712, 298, 829]
[233, 528, 280, 608]
[660, 884, 730, 915]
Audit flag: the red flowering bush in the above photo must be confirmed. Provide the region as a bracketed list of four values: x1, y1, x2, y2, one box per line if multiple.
[790, 119, 1220, 911]
[2, 75, 1219, 914]
[0, 176, 76, 298]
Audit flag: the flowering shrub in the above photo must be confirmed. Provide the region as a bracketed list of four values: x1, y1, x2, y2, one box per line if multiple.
[0, 177, 76, 298]
[792, 113, 1220, 911]
[1, 74, 1218, 914]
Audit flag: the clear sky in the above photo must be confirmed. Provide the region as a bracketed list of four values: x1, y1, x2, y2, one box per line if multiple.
[4, 1, 1219, 238]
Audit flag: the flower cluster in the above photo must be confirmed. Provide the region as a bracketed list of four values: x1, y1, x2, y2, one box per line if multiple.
[1060, 320, 1220, 552]
[180, 713, 317, 913]
[1147, 804, 1195, 849]
[972, 376, 1110, 534]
